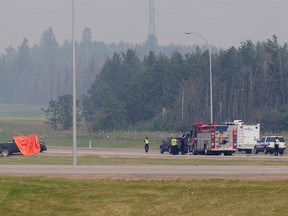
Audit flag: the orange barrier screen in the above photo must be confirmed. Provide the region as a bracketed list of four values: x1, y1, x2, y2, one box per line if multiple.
[13, 134, 40, 156]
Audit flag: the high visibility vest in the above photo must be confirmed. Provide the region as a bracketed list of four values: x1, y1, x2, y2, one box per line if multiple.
[144, 139, 149, 144]
[275, 139, 280, 145]
[171, 138, 178, 146]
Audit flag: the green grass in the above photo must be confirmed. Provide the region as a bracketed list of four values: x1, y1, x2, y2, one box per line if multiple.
[0, 176, 287, 216]
[0, 118, 173, 150]
[1, 110, 288, 215]
[0, 104, 44, 119]
[41, 137, 148, 149]
[0, 104, 287, 151]
[1, 154, 288, 166]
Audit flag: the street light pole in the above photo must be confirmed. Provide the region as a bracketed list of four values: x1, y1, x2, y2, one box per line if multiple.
[185, 32, 213, 123]
[72, 0, 77, 166]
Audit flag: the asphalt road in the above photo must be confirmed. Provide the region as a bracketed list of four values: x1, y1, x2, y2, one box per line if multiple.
[1, 164, 288, 175]
[1, 147, 288, 180]
[45, 146, 288, 159]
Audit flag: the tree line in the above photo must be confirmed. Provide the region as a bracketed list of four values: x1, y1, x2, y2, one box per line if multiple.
[82, 35, 288, 132]
[0, 27, 199, 105]
[0, 28, 287, 132]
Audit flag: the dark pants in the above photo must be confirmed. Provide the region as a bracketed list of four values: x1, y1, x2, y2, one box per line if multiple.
[180, 143, 185, 155]
[145, 144, 149, 153]
[171, 145, 179, 155]
[274, 144, 279, 156]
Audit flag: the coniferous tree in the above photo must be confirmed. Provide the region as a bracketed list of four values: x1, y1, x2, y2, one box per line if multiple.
[15, 38, 31, 102]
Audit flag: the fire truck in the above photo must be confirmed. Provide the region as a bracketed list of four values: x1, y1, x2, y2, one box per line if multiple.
[188, 122, 237, 156]
[225, 120, 260, 154]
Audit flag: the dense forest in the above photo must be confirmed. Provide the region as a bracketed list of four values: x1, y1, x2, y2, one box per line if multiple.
[0, 27, 287, 132]
[82, 35, 288, 132]
[0, 27, 198, 105]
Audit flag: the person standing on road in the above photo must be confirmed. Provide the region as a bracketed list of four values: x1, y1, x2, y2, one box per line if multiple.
[274, 137, 280, 156]
[180, 134, 187, 155]
[171, 138, 179, 155]
[144, 137, 149, 153]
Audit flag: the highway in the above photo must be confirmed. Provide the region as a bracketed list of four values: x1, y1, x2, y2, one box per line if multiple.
[44, 146, 288, 159]
[1, 147, 288, 180]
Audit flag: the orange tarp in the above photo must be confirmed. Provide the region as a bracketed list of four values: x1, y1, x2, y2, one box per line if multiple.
[13, 134, 40, 156]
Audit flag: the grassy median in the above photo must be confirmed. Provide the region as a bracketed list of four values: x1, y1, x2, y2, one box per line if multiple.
[0, 176, 287, 216]
[1, 154, 288, 166]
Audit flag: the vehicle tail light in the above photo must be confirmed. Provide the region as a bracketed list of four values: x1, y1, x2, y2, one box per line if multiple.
[233, 129, 237, 149]
[211, 132, 215, 149]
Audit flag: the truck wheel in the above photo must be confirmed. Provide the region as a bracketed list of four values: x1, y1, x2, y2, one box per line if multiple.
[254, 148, 259, 154]
[279, 150, 284, 155]
[224, 152, 233, 156]
[245, 149, 252, 154]
[1, 147, 10, 157]
[160, 147, 164, 154]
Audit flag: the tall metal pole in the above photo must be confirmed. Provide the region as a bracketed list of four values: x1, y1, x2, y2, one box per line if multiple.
[185, 32, 213, 124]
[72, 0, 77, 166]
[181, 87, 184, 120]
[209, 43, 212, 124]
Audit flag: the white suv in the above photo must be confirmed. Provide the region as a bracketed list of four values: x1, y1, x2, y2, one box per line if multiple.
[254, 136, 286, 155]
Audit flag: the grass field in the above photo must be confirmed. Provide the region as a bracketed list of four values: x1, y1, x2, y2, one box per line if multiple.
[1, 154, 288, 166]
[0, 103, 287, 150]
[0, 176, 287, 216]
[0, 104, 45, 119]
[1, 104, 288, 215]
[0, 118, 175, 151]
[1, 118, 287, 154]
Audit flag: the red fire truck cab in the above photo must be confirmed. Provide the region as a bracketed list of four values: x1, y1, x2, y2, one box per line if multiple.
[188, 122, 237, 156]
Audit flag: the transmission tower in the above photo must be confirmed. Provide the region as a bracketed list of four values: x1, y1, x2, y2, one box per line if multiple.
[146, 0, 158, 49]
[148, 0, 156, 37]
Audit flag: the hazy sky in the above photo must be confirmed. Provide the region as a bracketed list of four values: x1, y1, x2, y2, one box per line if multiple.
[0, 0, 287, 54]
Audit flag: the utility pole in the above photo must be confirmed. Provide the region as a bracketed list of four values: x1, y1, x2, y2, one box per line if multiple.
[72, 0, 77, 166]
[181, 87, 184, 120]
[185, 32, 213, 123]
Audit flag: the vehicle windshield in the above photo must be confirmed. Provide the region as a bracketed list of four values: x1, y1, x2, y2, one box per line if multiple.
[215, 125, 227, 132]
[268, 137, 285, 142]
